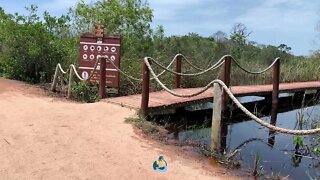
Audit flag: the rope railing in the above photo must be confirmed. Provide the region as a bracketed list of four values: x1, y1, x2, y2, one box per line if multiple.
[144, 57, 214, 97]
[107, 54, 226, 81]
[106, 54, 180, 82]
[216, 79, 320, 135]
[232, 57, 280, 74]
[108, 58, 142, 81]
[51, 58, 101, 97]
[143, 57, 320, 135]
[142, 55, 280, 79]
[57, 63, 68, 74]
[107, 54, 231, 82]
[53, 53, 280, 91]
[146, 55, 226, 76]
[51, 63, 68, 91]
[175, 53, 205, 71]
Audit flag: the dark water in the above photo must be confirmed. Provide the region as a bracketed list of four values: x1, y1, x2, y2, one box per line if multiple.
[160, 94, 320, 179]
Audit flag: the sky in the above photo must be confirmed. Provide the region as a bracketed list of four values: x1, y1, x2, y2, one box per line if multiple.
[0, 0, 319, 56]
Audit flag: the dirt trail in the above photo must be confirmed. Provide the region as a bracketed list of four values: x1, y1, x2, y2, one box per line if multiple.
[0, 78, 238, 180]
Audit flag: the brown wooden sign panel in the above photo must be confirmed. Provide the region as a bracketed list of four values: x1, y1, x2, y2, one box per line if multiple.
[79, 33, 121, 88]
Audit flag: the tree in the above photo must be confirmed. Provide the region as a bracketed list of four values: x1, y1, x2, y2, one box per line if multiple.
[277, 44, 291, 54]
[229, 23, 252, 59]
[230, 23, 252, 45]
[69, 0, 154, 57]
[0, 5, 73, 83]
[212, 30, 228, 43]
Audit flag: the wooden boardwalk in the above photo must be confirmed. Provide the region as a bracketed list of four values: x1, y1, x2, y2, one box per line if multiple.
[105, 81, 320, 111]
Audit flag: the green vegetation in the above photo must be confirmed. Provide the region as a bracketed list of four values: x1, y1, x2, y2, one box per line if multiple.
[0, 5, 76, 83]
[125, 116, 157, 135]
[71, 81, 100, 103]
[0, 1, 319, 97]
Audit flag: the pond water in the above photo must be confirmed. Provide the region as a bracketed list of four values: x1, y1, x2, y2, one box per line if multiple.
[156, 94, 320, 179]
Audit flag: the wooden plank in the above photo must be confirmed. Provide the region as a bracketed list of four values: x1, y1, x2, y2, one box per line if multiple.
[105, 81, 320, 111]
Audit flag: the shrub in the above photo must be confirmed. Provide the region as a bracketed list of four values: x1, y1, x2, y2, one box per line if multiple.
[71, 81, 99, 103]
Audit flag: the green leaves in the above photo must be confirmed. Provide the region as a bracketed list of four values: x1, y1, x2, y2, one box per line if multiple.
[0, 5, 74, 83]
[71, 81, 100, 103]
[69, 0, 154, 57]
[294, 136, 304, 147]
[313, 146, 320, 155]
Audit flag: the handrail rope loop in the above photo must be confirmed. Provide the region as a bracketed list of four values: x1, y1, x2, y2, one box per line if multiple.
[106, 54, 179, 81]
[70, 57, 101, 81]
[146, 55, 227, 77]
[108, 58, 142, 81]
[144, 57, 320, 135]
[215, 79, 320, 135]
[175, 53, 205, 71]
[105, 54, 228, 81]
[152, 54, 183, 78]
[56, 63, 68, 74]
[107, 53, 217, 81]
[144, 57, 217, 97]
[232, 57, 280, 74]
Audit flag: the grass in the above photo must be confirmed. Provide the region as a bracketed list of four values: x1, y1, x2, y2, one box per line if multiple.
[125, 116, 158, 135]
[124, 116, 169, 141]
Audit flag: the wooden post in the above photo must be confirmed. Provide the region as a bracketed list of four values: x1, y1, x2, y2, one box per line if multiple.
[67, 66, 74, 99]
[272, 59, 280, 105]
[51, 64, 59, 92]
[316, 90, 320, 100]
[211, 83, 222, 152]
[175, 55, 182, 88]
[99, 58, 106, 99]
[268, 103, 278, 147]
[141, 58, 150, 117]
[60, 74, 65, 94]
[221, 56, 231, 117]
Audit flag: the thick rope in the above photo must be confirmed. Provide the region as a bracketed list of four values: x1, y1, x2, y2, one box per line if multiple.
[176, 53, 204, 71]
[70, 64, 85, 81]
[106, 55, 179, 81]
[232, 57, 280, 74]
[68, 54, 280, 83]
[145, 57, 320, 135]
[56, 63, 68, 74]
[70, 57, 101, 81]
[153, 54, 182, 78]
[217, 79, 320, 135]
[144, 57, 214, 97]
[146, 55, 226, 76]
[108, 57, 142, 81]
[107, 53, 220, 81]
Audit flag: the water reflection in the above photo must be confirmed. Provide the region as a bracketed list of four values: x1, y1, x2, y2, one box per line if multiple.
[268, 103, 278, 147]
[162, 92, 320, 179]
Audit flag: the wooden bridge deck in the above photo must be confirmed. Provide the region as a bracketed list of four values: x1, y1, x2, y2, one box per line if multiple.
[105, 81, 320, 111]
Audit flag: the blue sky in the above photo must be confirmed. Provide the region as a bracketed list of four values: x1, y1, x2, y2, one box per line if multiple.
[0, 0, 319, 56]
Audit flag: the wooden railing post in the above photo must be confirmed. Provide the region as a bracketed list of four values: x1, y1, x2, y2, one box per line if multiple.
[51, 64, 59, 92]
[268, 103, 278, 147]
[316, 90, 320, 100]
[175, 55, 182, 88]
[99, 58, 106, 99]
[141, 58, 150, 117]
[272, 58, 280, 105]
[211, 83, 222, 152]
[221, 56, 231, 117]
[67, 66, 74, 99]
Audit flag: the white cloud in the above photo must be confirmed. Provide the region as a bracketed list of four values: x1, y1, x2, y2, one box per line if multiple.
[236, 0, 318, 33]
[149, 0, 320, 55]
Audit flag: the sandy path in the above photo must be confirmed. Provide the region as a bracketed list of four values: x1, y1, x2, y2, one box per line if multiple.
[0, 78, 237, 180]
